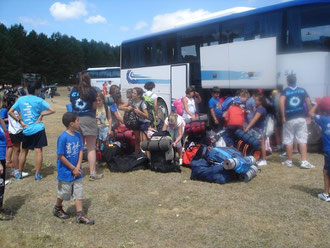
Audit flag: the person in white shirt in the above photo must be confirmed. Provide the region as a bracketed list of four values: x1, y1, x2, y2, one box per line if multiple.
[182, 86, 202, 120]
[144, 82, 158, 120]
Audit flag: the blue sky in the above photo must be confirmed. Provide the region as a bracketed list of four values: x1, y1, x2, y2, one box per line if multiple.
[0, 0, 290, 45]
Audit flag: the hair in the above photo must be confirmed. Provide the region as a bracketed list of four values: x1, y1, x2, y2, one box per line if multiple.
[77, 72, 92, 101]
[126, 88, 133, 95]
[254, 94, 266, 106]
[110, 85, 121, 105]
[185, 86, 196, 95]
[6, 95, 18, 109]
[62, 112, 78, 128]
[168, 112, 178, 125]
[97, 92, 105, 102]
[287, 73, 297, 85]
[133, 87, 144, 100]
[27, 81, 42, 95]
[212, 87, 220, 94]
[144, 81, 155, 91]
[237, 89, 250, 98]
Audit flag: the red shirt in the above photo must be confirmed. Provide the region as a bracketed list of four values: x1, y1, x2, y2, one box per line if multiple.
[225, 105, 245, 127]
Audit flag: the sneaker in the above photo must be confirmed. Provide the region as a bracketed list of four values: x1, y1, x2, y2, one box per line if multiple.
[5, 180, 11, 185]
[179, 158, 183, 165]
[14, 171, 22, 180]
[317, 193, 330, 202]
[279, 152, 287, 158]
[300, 161, 315, 169]
[52, 205, 70, 219]
[22, 172, 29, 178]
[281, 160, 293, 168]
[257, 160, 268, 167]
[89, 173, 103, 181]
[35, 172, 44, 181]
[10, 168, 16, 177]
[76, 213, 95, 225]
[0, 209, 13, 221]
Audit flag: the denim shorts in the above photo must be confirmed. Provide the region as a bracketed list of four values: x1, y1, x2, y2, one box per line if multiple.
[324, 151, 330, 177]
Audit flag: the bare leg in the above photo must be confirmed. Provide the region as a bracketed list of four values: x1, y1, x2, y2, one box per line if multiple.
[178, 147, 183, 159]
[140, 131, 150, 158]
[56, 198, 64, 207]
[134, 130, 140, 155]
[286, 144, 293, 161]
[35, 148, 43, 173]
[323, 170, 330, 194]
[5, 147, 13, 166]
[18, 148, 29, 172]
[75, 199, 83, 212]
[293, 140, 299, 153]
[260, 138, 266, 160]
[85, 135, 96, 175]
[12, 143, 21, 170]
[299, 143, 307, 161]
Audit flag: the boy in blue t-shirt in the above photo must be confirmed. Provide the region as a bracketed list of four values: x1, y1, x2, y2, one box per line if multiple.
[208, 87, 223, 131]
[309, 99, 330, 202]
[53, 112, 94, 224]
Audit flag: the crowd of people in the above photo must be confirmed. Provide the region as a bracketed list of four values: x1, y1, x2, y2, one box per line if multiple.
[0, 72, 329, 223]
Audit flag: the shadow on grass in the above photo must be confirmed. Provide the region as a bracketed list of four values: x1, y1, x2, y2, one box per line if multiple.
[5, 194, 28, 216]
[290, 185, 322, 197]
[42, 165, 55, 178]
[66, 198, 92, 216]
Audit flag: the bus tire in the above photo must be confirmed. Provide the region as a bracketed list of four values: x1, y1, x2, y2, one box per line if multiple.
[157, 98, 168, 121]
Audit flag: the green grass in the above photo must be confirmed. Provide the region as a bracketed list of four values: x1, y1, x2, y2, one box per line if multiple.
[0, 87, 329, 248]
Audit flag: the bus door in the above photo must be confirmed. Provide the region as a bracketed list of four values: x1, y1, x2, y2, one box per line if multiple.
[171, 64, 188, 103]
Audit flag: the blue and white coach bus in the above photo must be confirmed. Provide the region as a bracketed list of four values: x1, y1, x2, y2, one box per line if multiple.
[120, 0, 330, 117]
[85, 67, 121, 90]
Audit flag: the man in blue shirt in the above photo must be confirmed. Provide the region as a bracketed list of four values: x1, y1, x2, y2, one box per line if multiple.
[8, 81, 55, 180]
[280, 74, 313, 169]
[208, 87, 223, 132]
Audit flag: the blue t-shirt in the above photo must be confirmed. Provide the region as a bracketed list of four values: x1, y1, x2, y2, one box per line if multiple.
[282, 86, 309, 121]
[70, 87, 97, 117]
[110, 104, 118, 113]
[253, 106, 267, 129]
[0, 126, 6, 160]
[246, 97, 256, 122]
[314, 115, 330, 151]
[0, 108, 8, 129]
[57, 131, 84, 182]
[12, 95, 50, 136]
[208, 97, 222, 118]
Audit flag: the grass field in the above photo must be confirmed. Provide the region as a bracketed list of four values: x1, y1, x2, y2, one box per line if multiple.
[0, 87, 329, 248]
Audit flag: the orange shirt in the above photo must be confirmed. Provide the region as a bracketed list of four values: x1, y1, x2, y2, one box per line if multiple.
[225, 105, 245, 127]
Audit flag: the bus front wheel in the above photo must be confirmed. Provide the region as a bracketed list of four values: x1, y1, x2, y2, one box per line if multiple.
[157, 98, 168, 121]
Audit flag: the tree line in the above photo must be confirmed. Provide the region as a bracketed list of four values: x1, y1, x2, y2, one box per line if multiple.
[0, 23, 120, 86]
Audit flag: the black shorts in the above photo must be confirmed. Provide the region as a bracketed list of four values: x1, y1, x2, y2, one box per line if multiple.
[22, 129, 48, 150]
[9, 131, 24, 144]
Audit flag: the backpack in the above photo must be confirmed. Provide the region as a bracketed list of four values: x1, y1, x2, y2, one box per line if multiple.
[143, 96, 156, 127]
[173, 97, 184, 116]
[182, 144, 201, 167]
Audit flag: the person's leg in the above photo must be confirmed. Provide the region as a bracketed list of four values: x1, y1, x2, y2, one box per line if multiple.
[282, 120, 293, 162]
[85, 135, 97, 175]
[56, 198, 64, 207]
[286, 144, 293, 161]
[323, 169, 330, 195]
[0, 160, 6, 209]
[299, 143, 307, 161]
[134, 130, 141, 155]
[140, 131, 150, 158]
[34, 148, 43, 173]
[260, 138, 266, 160]
[18, 148, 29, 172]
[75, 199, 83, 212]
[5, 147, 13, 167]
[53, 181, 70, 219]
[12, 143, 20, 171]
[293, 140, 299, 153]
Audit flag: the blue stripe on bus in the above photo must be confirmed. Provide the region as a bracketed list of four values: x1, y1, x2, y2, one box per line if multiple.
[201, 70, 261, 80]
[127, 79, 170, 84]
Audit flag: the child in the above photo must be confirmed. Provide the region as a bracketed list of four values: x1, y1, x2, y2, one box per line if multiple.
[208, 87, 223, 132]
[96, 92, 112, 150]
[182, 86, 202, 120]
[244, 94, 268, 166]
[309, 98, 330, 201]
[163, 112, 185, 165]
[0, 121, 12, 221]
[53, 112, 94, 224]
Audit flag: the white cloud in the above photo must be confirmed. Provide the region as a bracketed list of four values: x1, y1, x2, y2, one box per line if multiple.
[135, 21, 148, 30]
[19, 17, 49, 26]
[120, 26, 129, 32]
[151, 7, 254, 33]
[85, 15, 107, 24]
[50, 1, 87, 20]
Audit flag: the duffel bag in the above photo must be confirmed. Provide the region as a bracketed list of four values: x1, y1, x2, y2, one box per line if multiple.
[114, 126, 135, 147]
[182, 144, 201, 167]
[109, 152, 149, 172]
[185, 121, 206, 135]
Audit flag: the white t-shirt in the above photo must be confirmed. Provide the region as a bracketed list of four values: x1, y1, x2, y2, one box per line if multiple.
[145, 91, 157, 100]
[165, 115, 185, 133]
[8, 110, 23, 134]
[182, 97, 196, 119]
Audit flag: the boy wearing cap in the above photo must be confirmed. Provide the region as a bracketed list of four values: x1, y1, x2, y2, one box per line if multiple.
[309, 97, 330, 202]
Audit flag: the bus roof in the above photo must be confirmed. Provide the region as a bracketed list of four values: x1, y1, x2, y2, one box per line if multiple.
[122, 0, 330, 44]
[87, 67, 120, 71]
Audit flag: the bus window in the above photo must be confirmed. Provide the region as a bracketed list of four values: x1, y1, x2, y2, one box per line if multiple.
[181, 45, 197, 62]
[221, 20, 244, 43]
[122, 46, 131, 69]
[144, 42, 153, 65]
[156, 40, 163, 64]
[166, 36, 177, 63]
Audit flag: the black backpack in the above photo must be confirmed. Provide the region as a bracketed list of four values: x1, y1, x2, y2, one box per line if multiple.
[108, 152, 149, 172]
[124, 109, 140, 130]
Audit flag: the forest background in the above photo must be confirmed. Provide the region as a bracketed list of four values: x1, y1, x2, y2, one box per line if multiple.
[0, 23, 120, 86]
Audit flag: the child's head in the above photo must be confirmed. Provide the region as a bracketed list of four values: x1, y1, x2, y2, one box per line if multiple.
[144, 81, 155, 91]
[62, 112, 79, 130]
[27, 81, 42, 95]
[168, 112, 178, 129]
[110, 85, 121, 104]
[186, 86, 196, 97]
[96, 92, 105, 107]
[6, 95, 18, 109]
[126, 88, 133, 99]
[237, 89, 250, 103]
[132, 87, 144, 100]
[287, 73, 297, 87]
[254, 94, 266, 106]
[212, 87, 220, 98]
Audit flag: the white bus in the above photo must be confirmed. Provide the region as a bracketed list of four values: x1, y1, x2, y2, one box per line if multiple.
[120, 0, 330, 117]
[85, 67, 120, 90]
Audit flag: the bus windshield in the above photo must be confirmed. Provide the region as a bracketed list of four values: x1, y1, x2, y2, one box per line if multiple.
[87, 69, 120, 79]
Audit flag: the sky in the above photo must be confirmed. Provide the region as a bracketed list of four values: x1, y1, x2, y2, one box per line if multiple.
[0, 0, 291, 46]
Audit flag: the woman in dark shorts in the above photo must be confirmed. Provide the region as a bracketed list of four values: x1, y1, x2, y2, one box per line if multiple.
[70, 72, 103, 181]
[127, 87, 150, 155]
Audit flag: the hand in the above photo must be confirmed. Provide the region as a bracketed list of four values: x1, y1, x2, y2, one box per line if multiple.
[108, 129, 113, 136]
[172, 142, 177, 148]
[72, 167, 81, 178]
[0, 164, 3, 175]
[127, 106, 133, 111]
[20, 120, 28, 128]
[36, 115, 43, 123]
[191, 115, 196, 121]
[214, 119, 219, 125]
[134, 108, 141, 115]
[244, 127, 250, 133]
[306, 117, 311, 125]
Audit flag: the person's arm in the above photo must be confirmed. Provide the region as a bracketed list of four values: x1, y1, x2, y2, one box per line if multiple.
[309, 102, 318, 117]
[118, 98, 130, 111]
[0, 117, 7, 132]
[113, 111, 124, 124]
[245, 112, 261, 132]
[305, 97, 312, 113]
[37, 106, 56, 123]
[8, 108, 26, 128]
[74, 150, 83, 176]
[58, 154, 81, 178]
[280, 95, 286, 123]
[106, 107, 112, 134]
[0, 163, 3, 175]
[183, 97, 195, 119]
[194, 92, 202, 104]
[135, 106, 149, 119]
[210, 108, 219, 125]
[173, 124, 184, 147]
[154, 98, 158, 119]
[162, 122, 168, 131]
